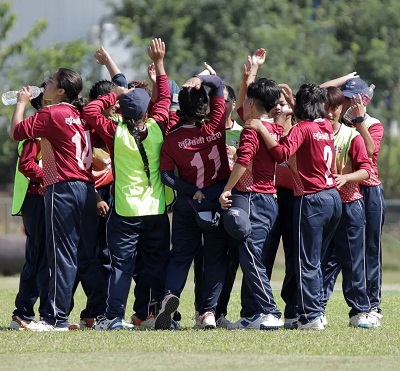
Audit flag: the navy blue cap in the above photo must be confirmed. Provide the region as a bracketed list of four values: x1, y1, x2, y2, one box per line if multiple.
[340, 77, 368, 98]
[188, 199, 220, 230]
[223, 194, 251, 240]
[119, 88, 150, 121]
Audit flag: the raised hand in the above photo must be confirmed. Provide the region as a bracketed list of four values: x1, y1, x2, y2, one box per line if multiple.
[242, 55, 252, 80]
[279, 83, 295, 108]
[148, 38, 165, 63]
[251, 48, 266, 66]
[182, 77, 202, 90]
[147, 63, 156, 85]
[94, 46, 110, 65]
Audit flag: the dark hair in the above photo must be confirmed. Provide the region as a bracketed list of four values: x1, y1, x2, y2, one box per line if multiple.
[325, 86, 345, 108]
[293, 83, 327, 121]
[128, 80, 152, 96]
[176, 85, 209, 127]
[247, 78, 280, 113]
[125, 118, 151, 187]
[89, 80, 116, 101]
[56, 68, 85, 111]
[223, 84, 236, 102]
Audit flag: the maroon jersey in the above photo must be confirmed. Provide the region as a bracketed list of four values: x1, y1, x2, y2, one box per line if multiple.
[235, 117, 283, 193]
[269, 118, 336, 194]
[160, 96, 230, 189]
[19, 139, 44, 196]
[14, 103, 93, 186]
[82, 74, 171, 155]
[361, 117, 384, 186]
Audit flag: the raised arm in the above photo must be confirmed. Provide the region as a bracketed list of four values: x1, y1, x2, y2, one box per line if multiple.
[320, 71, 359, 88]
[94, 46, 128, 88]
[237, 48, 266, 109]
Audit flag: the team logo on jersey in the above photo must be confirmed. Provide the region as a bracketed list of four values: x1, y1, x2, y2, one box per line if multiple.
[312, 132, 330, 141]
[65, 116, 83, 126]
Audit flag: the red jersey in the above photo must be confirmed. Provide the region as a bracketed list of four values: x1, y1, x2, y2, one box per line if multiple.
[13, 103, 93, 186]
[275, 155, 304, 196]
[269, 118, 336, 194]
[19, 139, 44, 196]
[235, 117, 283, 193]
[360, 117, 384, 186]
[160, 96, 230, 189]
[82, 74, 170, 155]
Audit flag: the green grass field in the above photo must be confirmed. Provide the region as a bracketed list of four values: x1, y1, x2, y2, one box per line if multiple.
[0, 267, 399, 371]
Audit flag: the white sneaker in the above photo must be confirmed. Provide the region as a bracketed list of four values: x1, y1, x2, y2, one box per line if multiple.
[283, 318, 297, 330]
[26, 320, 69, 332]
[232, 313, 284, 330]
[198, 312, 216, 329]
[93, 316, 124, 330]
[368, 308, 382, 327]
[349, 312, 376, 329]
[122, 318, 135, 329]
[155, 294, 180, 330]
[293, 316, 325, 331]
[321, 314, 328, 327]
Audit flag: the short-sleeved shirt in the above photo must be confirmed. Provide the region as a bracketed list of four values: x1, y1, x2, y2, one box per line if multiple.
[269, 118, 336, 194]
[13, 103, 93, 186]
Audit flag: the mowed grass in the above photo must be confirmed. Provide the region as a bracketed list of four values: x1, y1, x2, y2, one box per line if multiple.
[0, 268, 399, 371]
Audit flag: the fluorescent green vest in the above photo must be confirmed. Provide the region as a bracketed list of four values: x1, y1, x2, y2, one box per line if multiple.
[11, 140, 42, 216]
[113, 118, 174, 217]
[334, 124, 359, 175]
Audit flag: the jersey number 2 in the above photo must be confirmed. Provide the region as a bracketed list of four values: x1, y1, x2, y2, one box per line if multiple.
[324, 145, 334, 186]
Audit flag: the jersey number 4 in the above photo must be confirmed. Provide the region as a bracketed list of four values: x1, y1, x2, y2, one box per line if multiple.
[190, 145, 221, 188]
[72, 130, 93, 171]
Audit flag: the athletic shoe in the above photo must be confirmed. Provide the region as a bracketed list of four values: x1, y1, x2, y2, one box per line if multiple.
[368, 307, 382, 327]
[93, 316, 123, 331]
[26, 320, 69, 332]
[8, 315, 31, 330]
[170, 319, 181, 330]
[349, 312, 376, 329]
[293, 316, 325, 331]
[321, 314, 328, 327]
[155, 294, 179, 330]
[259, 314, 284, 330]
[192, 311, 201, 330]
[231, 313, 284, 330]
[216, 315, 236, 329]
[79, 317, 96, 329]
[198, 311, 216, 329]
[122, 318, 135, 330]
[131, 315, 156, 330]
[283, 317, 297, 330]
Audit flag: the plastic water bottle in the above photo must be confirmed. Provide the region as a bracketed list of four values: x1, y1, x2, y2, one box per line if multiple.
[2, 86, 44, 106]
[342, 84, 375, 124]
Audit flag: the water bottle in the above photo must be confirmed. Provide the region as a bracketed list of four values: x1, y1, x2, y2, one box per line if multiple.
[2, 86, 44, 106]
[342, 84, 375, 124]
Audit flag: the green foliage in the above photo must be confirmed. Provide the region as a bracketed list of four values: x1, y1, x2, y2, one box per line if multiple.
[0, 2, 94, 188]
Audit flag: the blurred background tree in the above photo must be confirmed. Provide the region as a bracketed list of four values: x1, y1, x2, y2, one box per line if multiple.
[1, 0, 400, 197]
